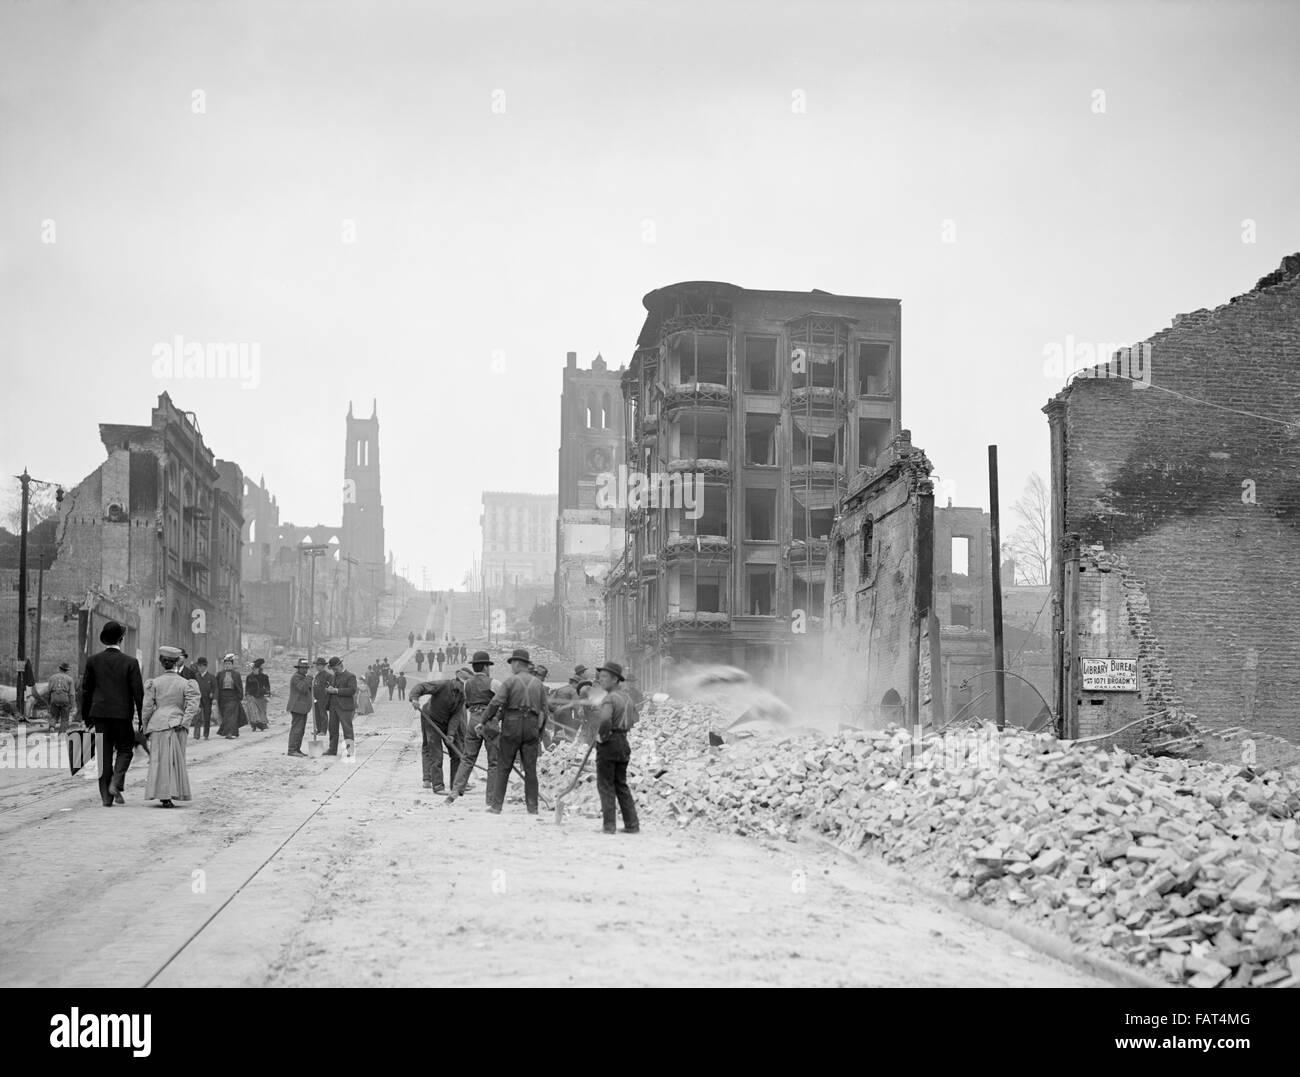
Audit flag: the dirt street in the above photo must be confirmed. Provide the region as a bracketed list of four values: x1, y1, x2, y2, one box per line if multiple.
[0, 633, 1106, 988]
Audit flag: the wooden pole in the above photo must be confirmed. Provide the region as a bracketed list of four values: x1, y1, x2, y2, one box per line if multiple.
[988, 445, 1007, 732]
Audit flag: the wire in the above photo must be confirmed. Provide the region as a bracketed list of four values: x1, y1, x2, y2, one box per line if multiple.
[1006, 589, 1051, 671]
[1066, 369, 1300, 429]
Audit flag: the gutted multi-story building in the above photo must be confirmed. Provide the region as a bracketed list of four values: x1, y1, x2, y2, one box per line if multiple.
[40, 392, 243, 676]
[481, 491, 557, 600]
[605, 280, 902, 692]
[554, 351, 626, 667]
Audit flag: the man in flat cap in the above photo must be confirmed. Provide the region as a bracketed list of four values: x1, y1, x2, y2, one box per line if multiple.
[483, 648, 548, 814]
[286, 658, 314, 757]
[79, 620, 144, 807]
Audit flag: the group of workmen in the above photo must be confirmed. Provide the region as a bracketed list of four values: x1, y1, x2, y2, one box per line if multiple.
[408, 647, 641, 834]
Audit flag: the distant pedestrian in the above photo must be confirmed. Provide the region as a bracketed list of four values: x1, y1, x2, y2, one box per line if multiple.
[215, 654, 244, 738]
[448, 652, 499, 805]
[142, 645, 198, 807]
[409, 631, 416, 649]
[415, 649, 425, 672]
[459, 644, 467, 664]
[594, 661, 639, 834]
[79, 620, 144, 808]
[286, 658, 313, 757]
[483, 648, 547, 815]
[365, 665, 381, 701]
[46, 661, 75, 735]
[192, 657, 215, 740]
[396, 672, 407, 700]
[245, 658, 270, 731]
[435, 648, 445, 672]
[385, 669, 396, 700]
[311, 657, 331, 736]
[323, 656, 357, 758]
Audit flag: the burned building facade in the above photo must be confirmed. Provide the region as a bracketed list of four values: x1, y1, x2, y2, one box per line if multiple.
[554, 352, 626, 667]
[1044, 255, 1300, 744]
[605, 280, 901, 691]
[41, 392, 243, 676]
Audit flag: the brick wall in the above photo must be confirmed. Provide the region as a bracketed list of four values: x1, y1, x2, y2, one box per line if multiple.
[1049, 257, 1300, 741]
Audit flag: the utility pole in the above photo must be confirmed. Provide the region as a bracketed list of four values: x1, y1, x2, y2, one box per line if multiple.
[343, 555, 356, 650]
[988, 445, 1007, 732]
[13, 472, 63, 719]
[302, 544, 330, 664]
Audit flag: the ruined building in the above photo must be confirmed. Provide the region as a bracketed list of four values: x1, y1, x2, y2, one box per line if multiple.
[554, 351, 627, 667]
[37, 392, 243, 676]
[604, 281, 902, 691]
[1044, 254, 1300, 745]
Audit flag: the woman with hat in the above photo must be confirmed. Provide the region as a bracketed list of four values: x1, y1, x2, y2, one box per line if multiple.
[594, 661, 639, 834]
[141, 645, 200, 807]
[245, 658, 270, 731]
[215, 654, 244, 738]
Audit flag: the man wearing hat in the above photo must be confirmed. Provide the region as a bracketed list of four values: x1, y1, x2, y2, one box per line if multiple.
[46, 661, 76, 735]
[245, 658, 270, 731]
[323, 656, 357, 758]
[448, 651, 498, 805]
[311, 657, 332, 737]
[286, 658, 314, 757]
[594, 661, 640, 834]
[192, 657, 216, 740]
[483, 648, 548, 814]
[79, 620, 145, 807]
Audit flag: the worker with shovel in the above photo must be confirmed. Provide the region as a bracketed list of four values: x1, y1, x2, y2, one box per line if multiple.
[484, 647, 547, 816]
[594, 661, 639, 835]
[447, 652, 498, 805]
[410, 672, 465, 793]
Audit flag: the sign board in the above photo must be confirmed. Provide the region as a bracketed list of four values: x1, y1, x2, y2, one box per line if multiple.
[1080, 657, 1138, 692]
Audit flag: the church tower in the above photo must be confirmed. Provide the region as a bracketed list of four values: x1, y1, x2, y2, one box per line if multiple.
[342, 400, 385, 572]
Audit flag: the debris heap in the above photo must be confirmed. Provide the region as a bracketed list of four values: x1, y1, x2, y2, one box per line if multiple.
[541, 700, 1300, 988]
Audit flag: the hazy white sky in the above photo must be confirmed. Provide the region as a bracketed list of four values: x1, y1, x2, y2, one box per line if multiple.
[3, 0, 1297, 588]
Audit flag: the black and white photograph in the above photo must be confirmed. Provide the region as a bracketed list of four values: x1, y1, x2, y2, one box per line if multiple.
[1, 0, 1297, 1040]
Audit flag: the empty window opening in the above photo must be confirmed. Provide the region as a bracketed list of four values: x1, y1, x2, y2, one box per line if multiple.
[678, 411, 728, 459]
[951, 603, 973, 628]
[858, 419, 892, 469]
[680, 569, 726, 614]
[880, 689, 904, 724]
[858, 342, 892, 396]
[602, 393, 611, 429]
[794, 429, 840, 466]
[860, 517, 873, 583]
[792, 504, 835, 542]
[746, 565, 776, 616]
[678, 483, 727, 537]
[745, 336, 776, 392]
[792, 577, 824, 617]
[833, 538, 846, 593]
[671, 333, 729, 386]
[951, 536, 971, 580]
[745, 414, 777, 465]
[745, 488, 777, 541]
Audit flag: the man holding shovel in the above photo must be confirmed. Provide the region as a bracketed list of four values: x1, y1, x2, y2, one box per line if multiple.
[594, 661, 639, 835]
[447, 652, 497, 805]
[410, 672, 465, 792]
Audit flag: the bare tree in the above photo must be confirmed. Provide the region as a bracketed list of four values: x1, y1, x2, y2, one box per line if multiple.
[1006, 472, 1049, 585]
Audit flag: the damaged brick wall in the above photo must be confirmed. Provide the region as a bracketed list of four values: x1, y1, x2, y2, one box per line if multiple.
[1046, 255, 1300, 742]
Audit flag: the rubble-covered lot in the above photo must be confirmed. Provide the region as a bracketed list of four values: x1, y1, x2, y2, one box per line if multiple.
[541, 701, 1300, 988]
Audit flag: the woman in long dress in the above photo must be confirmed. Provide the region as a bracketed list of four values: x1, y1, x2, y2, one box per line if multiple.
[142, 645, 199, 807]
[356, 676, 374, 715]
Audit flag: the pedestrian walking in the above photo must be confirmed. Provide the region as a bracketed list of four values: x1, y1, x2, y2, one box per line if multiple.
[323, 656, 357, 758]
[311, 657, 331, 736]
[593, 661, 639, 834]
[286, 658, 314, 757]
[447, 652, 498, 805]
[409, 631, 415, 649]
[192, 657, 215, 740]
[215, 654, 244, 738]
[483, 648, 547, 815]
[79, 620, 144, 808]
[410, 674, 465, 792]
[459, 643, 467, 664]
[414, 649, 425, 672]
[396, 671, 406, 700]
[142, 645, 198, 808]
[365, 665, 381, 701]
[385, 669, 396, 700]
[46, 661, 75, 735]
[245, 658, 270, 731]
[178, 649, 198, 681]
[435, 648, 445, 673]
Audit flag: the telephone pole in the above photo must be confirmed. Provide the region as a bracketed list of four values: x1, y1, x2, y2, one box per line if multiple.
[302, 544, 330, 665]
[13, 471, 63, 720]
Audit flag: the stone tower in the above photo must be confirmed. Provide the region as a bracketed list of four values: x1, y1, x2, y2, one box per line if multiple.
[342, 399, 385, 571]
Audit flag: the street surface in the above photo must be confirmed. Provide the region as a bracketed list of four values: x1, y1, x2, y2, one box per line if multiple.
[0, 623, 1106, 988]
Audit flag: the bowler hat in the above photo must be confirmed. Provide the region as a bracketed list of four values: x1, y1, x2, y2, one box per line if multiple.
[470, 650, 493, 666]
[506, 647, 531, 665]
[574, 664, 588, 677]
[595, 660, 625, 681]
[58, 661, 70, 671]
[327, 656, 343, 668]
[99, 620, 125, 645]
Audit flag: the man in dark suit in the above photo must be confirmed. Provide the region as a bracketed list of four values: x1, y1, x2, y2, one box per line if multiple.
[323, 656, 357, 758]
[79, 620, 144, 807]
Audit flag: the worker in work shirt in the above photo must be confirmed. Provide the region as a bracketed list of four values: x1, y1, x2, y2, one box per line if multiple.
[593, 661, 639, 835]
[447, 651, 498, 805]
[483, 647, 547, 815]
[410, 674, 465, 793]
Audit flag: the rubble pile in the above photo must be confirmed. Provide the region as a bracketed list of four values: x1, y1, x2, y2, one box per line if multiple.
[557, 700, 1300, 987]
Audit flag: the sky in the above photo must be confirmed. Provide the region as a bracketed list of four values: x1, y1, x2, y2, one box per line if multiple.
[2, 0, 1298, 589]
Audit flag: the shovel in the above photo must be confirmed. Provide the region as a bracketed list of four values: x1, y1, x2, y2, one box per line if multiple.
[554, 740, 596, 824]
[307, 712, 324, 758]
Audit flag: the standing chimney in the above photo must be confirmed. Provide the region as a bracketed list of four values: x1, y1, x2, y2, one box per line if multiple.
[566, 351, 577, 370]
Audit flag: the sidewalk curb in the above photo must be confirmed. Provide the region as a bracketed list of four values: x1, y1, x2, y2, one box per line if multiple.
[805, 830, 1171, 989]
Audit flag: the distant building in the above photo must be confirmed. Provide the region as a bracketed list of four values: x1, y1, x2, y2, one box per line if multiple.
[481, 491, 557, 599]
[605, 280, 902, 693]
[554, 351, 626, 667]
